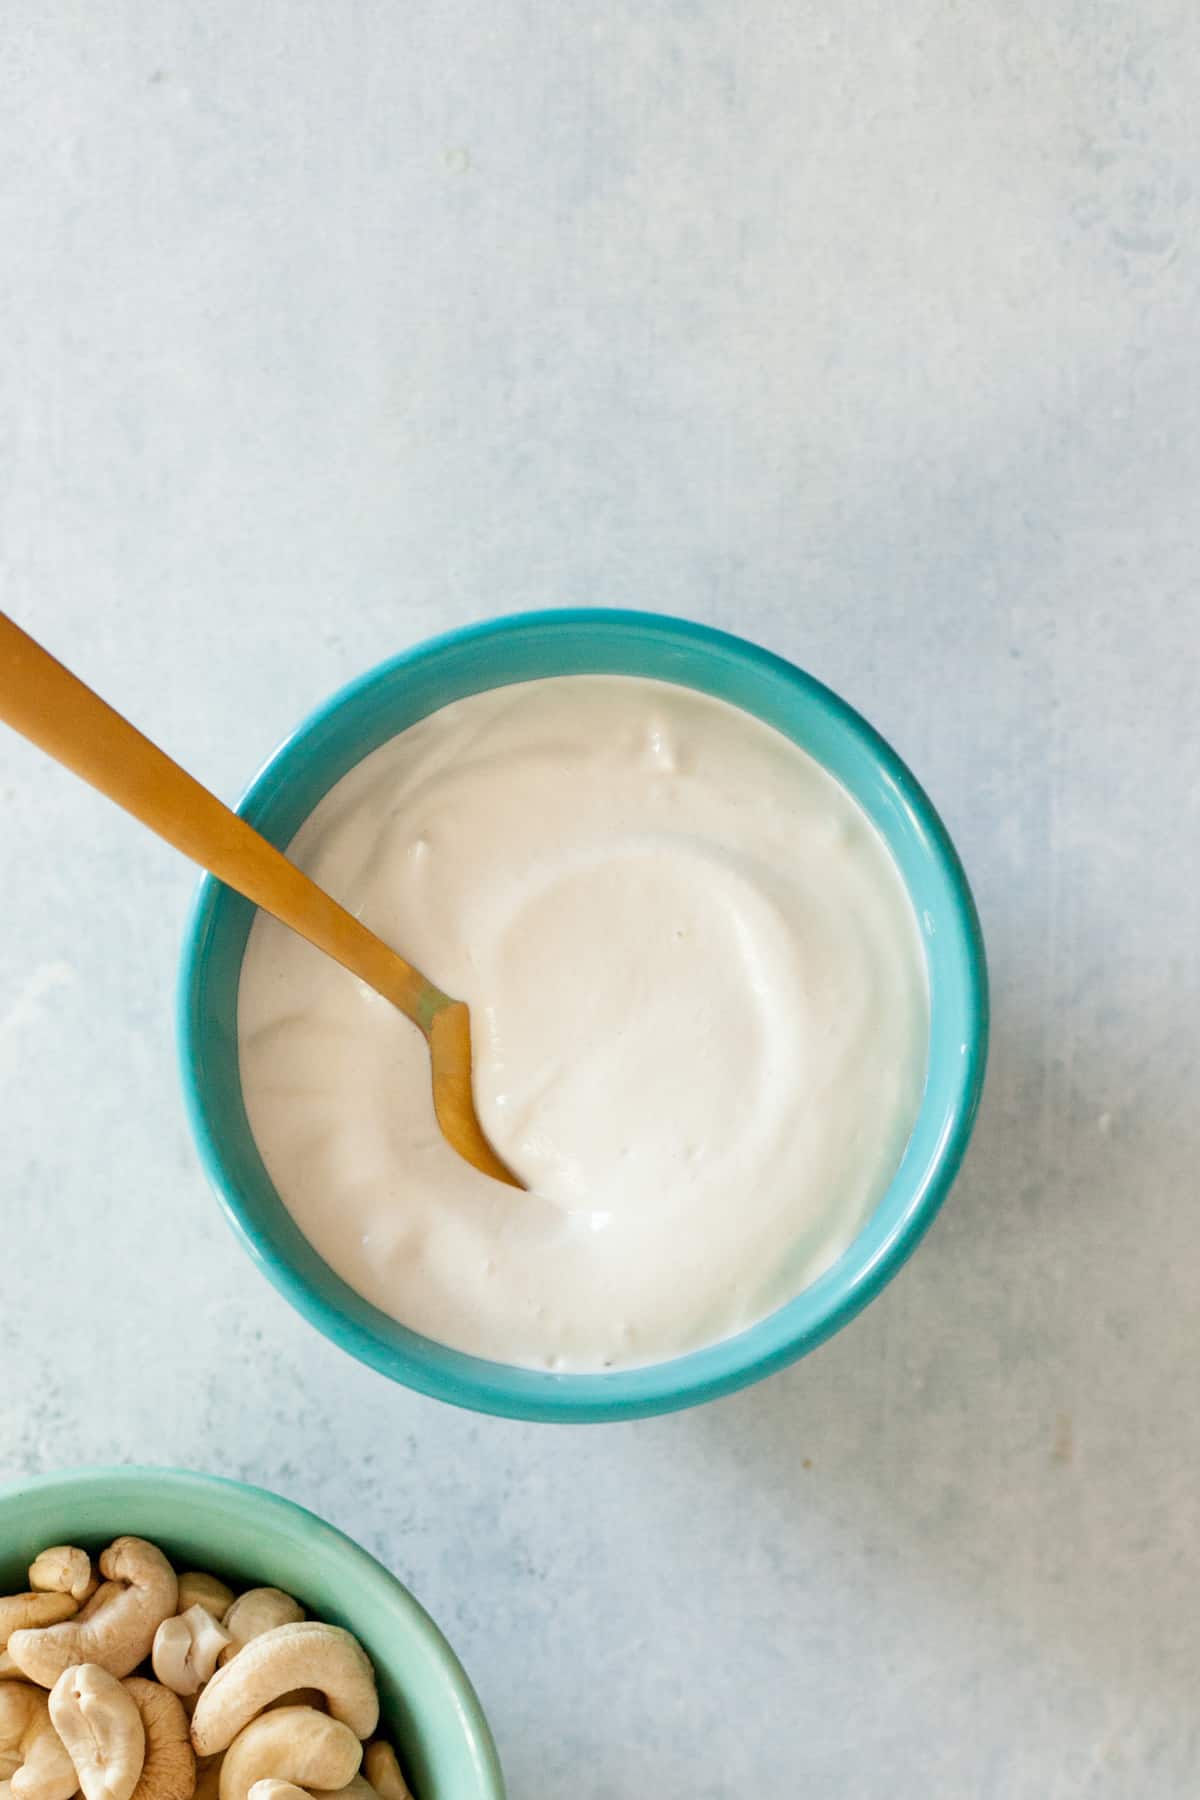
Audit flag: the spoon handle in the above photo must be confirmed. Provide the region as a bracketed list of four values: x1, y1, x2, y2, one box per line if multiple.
[0, 613, 447, 1032]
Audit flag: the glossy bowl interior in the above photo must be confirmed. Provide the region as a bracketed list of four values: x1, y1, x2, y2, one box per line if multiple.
[0, 1466, 504, 1799]
[180, 608, 988, 1422]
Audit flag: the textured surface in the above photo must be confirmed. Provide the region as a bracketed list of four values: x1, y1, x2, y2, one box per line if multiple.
[2, 4, 1198, 1795]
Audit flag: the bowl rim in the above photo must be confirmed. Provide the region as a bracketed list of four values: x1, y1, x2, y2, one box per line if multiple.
[0, 1464, 505, 1797]
[178, 606, 989, 1421]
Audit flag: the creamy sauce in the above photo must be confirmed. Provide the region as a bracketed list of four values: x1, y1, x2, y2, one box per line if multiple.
[237, 676, 928, 1371]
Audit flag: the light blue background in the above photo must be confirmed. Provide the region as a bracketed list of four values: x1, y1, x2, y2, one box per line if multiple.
[2, 4, 1198, 1795]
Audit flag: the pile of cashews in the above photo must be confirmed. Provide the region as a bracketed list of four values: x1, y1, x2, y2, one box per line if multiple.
[0, 1539, 412, 1800]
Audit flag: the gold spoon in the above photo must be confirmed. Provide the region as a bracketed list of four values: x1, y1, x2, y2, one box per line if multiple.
[0, 612, 523, 1189]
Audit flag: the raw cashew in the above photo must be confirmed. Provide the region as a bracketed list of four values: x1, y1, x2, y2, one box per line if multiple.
[173, 1584, 233, 1628]
[123, 1679, 195, 1800]
[363, 1743, 410, 1800]
[28, 1552, 95, 1608]
[6, 1590, 109, 1688]
[0, 1685, 40, 1777]
[0, 1654, 26, 1683]
[152, 1613, 230, 1699]
[11, 1543, 177, 1686]
[0, 1683, 33, 1777]
[190, 1627, 376, 1757]
[217, 1598, 303, 1668]
[247, 1781, 378, 1800]
[0, 1683, 77, 1800]
[49, 1664, 145, 1800]
[0, 1600, 78, 1648]
[216, 1709, 360, 1800]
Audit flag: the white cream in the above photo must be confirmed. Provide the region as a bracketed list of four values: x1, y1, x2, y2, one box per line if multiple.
[237, 676, 928, 1371]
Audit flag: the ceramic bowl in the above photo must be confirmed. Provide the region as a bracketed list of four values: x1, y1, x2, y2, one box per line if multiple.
[0, 1465, 504, 1798]
[180, 609, 988, 1421]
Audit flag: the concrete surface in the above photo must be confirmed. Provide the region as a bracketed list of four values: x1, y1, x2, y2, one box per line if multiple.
[2, 3, 1199, 1795]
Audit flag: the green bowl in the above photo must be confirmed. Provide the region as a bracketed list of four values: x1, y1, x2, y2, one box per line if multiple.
[180, 608, 988, 1421]
[0, 1466, 504, 1800]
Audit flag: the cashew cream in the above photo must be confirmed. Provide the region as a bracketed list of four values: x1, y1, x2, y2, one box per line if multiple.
[237, 677, 928, 1371]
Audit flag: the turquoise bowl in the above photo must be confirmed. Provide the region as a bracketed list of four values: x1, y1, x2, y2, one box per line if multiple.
[179, 609, 988, 1422]
[0, 1466, 504, 1798]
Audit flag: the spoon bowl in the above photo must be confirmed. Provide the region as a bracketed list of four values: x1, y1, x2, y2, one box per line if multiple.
[0, 612, 521, 1188]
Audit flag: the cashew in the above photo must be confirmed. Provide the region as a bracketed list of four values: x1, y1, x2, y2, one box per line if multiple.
[49, 1665, 145, 1800]
[216, 1598, 303, 1669]
[11, 1544, 177, 1686]
[73, 1589, 120, 1628]
[152, 1614, 230, 1699]
[0, 1600, 79, 1649]
[0, 1684, 78, 1800]
[28, 1553, 95, 1610]
[0, 1693, 28, 1777]
[0, 1685, 41, 1776]
[172, 1586, 232, 1630]
[363, 1744, 409, 1800]
[13, 1727, 80, 1800]
[0, 1655, 26, 1683]
[191, 1628, 376, 1758]
[123, 1680, 195, 1800]
[216, 1710, 360, 1800]
[247, 1781, 377, 1800]
[6, 1593, 106, 1689]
